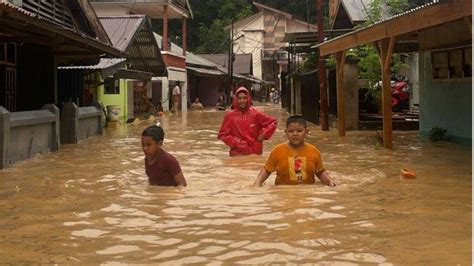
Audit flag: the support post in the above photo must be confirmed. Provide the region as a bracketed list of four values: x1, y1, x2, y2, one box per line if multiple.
[42, 104, 60, 151]
[317, 0, 329, 130]
[0, 106, 10, 169]
[376, 37, 395, 149]
[182, 17, 187, 56]
[335, 50, 346, 136]
[163, 5, 169, 51]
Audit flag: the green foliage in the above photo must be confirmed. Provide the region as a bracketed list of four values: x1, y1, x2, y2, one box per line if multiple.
[347, 0, 411, 106]
[429, 127, 448, 142]
[191, 0, 253, 53]
[151, 0, 253, 53]
[299, 52, 318, 72]
[386, 0, 411, 14]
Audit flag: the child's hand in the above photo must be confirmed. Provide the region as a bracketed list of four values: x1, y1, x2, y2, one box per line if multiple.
[327, 179, 338, 187]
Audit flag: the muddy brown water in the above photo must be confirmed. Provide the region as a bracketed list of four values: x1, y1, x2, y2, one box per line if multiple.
[0, 104, 471, 264]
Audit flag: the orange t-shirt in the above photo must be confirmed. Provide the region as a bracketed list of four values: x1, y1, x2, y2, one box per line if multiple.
[264, 143, 325, 185]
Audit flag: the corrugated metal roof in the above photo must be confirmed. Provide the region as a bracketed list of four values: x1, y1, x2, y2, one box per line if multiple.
[200, 54, 253, 75]
[58, 58, 126, 70]
[99, 15, 166, 76]
[0, 2, 122, 57]
[341, 0, 390, 23]
[313, 0, 441, 49]
[99, 15, 145, 52]
[187, 66, 226, 76]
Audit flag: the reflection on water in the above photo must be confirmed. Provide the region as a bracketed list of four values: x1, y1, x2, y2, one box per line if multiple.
[0, 104, 471, 264]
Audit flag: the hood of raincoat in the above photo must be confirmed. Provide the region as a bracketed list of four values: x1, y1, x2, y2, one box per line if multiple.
[232, 87, 252, 111]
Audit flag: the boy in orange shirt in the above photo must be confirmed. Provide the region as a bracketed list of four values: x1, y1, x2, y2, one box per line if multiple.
[253, 115, 337, 187]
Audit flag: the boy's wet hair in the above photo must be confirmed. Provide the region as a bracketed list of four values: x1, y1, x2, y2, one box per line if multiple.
[142, 125, 165, 142]
[286, 115, 307, 128]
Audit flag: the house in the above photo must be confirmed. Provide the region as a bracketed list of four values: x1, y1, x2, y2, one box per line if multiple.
[330, 0, 390, 30]
[90, 0, 192, 113]
[154, 34, 230, 108]
[0, 0, 123, 168]
[59, 15, 166, 123]
[316, 0, 472, 147]
[225, 1, 317, 87]
[0, 0, 122, 111]
[200, 53, 267, 100]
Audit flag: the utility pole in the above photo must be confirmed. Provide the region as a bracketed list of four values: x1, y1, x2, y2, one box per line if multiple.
[317, 0, 329, 131]
[228, 20, 234, 105]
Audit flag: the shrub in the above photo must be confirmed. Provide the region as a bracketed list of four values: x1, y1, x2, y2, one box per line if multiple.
[429, 127, 448, 142]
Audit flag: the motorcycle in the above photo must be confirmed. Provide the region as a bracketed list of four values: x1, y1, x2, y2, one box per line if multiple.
[375, 75, 410, 112]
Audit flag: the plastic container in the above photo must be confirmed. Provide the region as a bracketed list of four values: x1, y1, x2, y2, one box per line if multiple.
[106, 105, 121, 122]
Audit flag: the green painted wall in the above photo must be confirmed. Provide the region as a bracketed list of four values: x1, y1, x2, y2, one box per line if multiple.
[419, 52, 472, 143]
[95, 76, 129, 123]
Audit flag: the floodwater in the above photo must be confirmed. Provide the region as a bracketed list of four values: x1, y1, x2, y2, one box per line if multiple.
[0, 104, 471, 264]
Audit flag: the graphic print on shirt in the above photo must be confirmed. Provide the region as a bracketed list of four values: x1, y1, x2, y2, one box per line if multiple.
[288, 156, 307, 182]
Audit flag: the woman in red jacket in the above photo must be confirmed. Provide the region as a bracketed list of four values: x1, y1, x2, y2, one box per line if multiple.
[218, 87, 277, 156]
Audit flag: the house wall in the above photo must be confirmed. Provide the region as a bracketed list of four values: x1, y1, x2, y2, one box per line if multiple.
[234, 14, 264, 80]
[286, 19, 313, 33]
[96, 78, 129, 122]
[408, 53, 420, 110]
[419, 52, 472, 143]
[188, 74, 225, 107]
[167, 67, 187, 113]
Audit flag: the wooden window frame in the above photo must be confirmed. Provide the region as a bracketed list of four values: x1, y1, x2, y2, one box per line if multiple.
[432, 46, 472, 80]
[104, 78, 120, 94]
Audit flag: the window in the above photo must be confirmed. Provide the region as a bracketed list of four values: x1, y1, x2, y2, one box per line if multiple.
[104, 78, 120, 94]
[432, 46, 472, 79]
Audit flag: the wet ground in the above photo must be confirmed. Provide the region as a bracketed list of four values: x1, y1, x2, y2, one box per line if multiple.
[0, 103, 471, 264]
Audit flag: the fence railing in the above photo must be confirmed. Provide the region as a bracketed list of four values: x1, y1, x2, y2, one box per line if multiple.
[0, 104, 60, 169]
[60, 102, 103, 144]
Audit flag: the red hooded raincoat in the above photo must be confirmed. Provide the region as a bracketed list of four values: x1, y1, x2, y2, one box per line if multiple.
[218, 87, 277, 156]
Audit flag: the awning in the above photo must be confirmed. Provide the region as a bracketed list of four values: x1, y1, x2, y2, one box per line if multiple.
[313, 0, 471, 56]
[114, 68, 153, 81]
[187, 66, 225, 77]
[59, 58, 127, 77]
[100, 16, 167, 76]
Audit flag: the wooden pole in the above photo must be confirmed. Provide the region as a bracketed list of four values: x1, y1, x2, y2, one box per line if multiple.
[376, 37, 395, 149]
[317, 0, 329, 130]
[335, 50, 346, 136]
[163, 5, 169, 51]
[182, 17, 187, 56]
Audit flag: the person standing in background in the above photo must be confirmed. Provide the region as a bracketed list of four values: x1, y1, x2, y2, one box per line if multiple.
[171, 82, 181, 113]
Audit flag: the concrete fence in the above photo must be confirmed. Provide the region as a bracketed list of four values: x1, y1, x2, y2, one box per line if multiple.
[0, 104, 60, 169]
[60, 102, 103, 144]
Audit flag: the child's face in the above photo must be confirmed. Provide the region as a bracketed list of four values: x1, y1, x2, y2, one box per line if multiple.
[237, 92, 248, 109]
[141, 136, 162, 158]
[285, 122, 308, 147]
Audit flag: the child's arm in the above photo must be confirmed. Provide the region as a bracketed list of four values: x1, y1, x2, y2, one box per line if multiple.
[173, 172, 187, 187]
[316, 170, 337, 187]
[253, 168, 271, 187]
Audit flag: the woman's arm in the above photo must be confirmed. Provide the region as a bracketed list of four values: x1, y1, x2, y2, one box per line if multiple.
[253, 168, 271, 187]
[257, 112, 277, 140]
